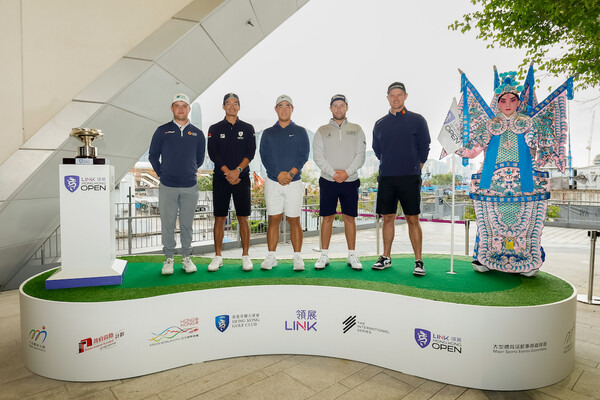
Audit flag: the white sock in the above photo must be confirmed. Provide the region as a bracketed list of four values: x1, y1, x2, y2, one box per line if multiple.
[348, 250, 356, 256]
[321, 249, 329, 256]
[268, 251, 276, 257]
[294, 252, 302, 258]
[214, 255, 222, 260]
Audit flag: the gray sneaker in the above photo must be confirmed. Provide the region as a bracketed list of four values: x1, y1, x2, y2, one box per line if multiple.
[162, 258, 174, 275]
[182, 256, 197, 273]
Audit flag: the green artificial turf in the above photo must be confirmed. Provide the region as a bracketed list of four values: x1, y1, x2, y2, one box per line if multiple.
[22, 254, 574, 307]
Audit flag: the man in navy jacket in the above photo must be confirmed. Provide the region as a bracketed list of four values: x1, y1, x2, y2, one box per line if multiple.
[372, 82, 430, 276]
[149, 93, 205, 275]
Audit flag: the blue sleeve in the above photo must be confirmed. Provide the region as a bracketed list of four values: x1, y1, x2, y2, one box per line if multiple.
[207, 126, 224, 171]
[259, 132, 273, 175]
[294, 128, 310, 172]
[246, 125, 256, 162]
[372, 123, 381, 160]
[416, 115, 431, 164]
[148, 127, 162, 176]
[197, 130, 206, 168]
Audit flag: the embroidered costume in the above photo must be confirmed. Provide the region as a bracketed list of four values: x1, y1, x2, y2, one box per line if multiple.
[456, 65, 573, 275]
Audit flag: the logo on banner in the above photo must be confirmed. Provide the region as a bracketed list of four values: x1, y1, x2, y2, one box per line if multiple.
[415, 328, 431, 348]
[285, 309, 317, 332]
[564, 324, 575, 353]
[215, 315, 230, 332]
[415, 328, 462, 353]
[64, 175, 80, 192]
[28, 325, 48, 352]
[343, 316, 357, 333]
[343, 315, 390, 335]
[78, 329, 124, 354]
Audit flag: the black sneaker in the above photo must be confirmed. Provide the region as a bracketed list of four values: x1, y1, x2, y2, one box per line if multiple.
[413, 260, 426, 276]
[372, 256, 391, 270]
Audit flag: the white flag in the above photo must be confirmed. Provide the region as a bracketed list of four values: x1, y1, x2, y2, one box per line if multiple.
[437, 97, 462, 155]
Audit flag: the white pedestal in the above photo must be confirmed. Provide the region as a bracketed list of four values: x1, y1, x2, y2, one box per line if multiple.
[46, 164, 126, 289]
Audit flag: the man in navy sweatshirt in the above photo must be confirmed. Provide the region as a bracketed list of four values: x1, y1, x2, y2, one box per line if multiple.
[259, 95, 310, 271]
[372, 82, 430, 276]
[149, 93, 205, 275]
[207, 93, 256, 272]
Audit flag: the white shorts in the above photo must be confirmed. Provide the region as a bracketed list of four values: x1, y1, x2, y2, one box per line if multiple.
[264, 178, 304, 218]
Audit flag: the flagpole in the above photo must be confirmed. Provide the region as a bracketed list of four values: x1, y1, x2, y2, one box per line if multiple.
[448, 153, 457, 274]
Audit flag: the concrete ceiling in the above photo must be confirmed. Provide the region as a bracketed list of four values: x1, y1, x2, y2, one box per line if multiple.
[0, 0, 310, 289]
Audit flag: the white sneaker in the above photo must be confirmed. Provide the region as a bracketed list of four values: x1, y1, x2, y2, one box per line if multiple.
[208, 256, 222, 272]
[293, 254, 305, 271]
[182, 256, 197, 273]
[314, 254, 329, 270]
[472, 260, 489, 273]
[242, 256, 253, 271]
[261, 254, 278, 270]
[162, 258, 174, 275]
[347, 254, 363, 270]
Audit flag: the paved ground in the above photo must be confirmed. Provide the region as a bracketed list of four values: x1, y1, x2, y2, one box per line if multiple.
[1, 222, 599, 399]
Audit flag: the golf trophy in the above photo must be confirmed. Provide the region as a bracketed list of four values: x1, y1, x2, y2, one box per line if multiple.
[46, 127, 127, 289]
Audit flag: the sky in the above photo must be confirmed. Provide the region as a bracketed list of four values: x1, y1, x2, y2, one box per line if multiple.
[195, 0, 600, 168]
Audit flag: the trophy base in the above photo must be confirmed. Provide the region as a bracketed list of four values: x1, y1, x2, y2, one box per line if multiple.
[62, 157, 106, 165]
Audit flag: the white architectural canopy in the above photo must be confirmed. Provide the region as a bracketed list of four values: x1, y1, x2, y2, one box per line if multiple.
[0, 0, 309, 289]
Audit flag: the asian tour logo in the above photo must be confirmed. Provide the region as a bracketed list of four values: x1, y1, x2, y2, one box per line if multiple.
[64, 175, 80, 192]
[215, 315, 230, 332]
[415, 328, 431, 348]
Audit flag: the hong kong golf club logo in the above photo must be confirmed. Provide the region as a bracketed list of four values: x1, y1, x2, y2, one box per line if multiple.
[415, 328, 431, 348]
[64, 175, 80, 192]
[215, 315, 229, 332]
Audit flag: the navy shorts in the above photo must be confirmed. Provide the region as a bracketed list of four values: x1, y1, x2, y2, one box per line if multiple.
[319, 177, 360, 217]
[213, 176, 251, 217]
[376, 175, 421, 216]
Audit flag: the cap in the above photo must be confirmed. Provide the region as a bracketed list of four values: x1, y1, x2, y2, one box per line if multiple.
[330, 94, 347, 106]
[387, 82, 406, 94]
[172, 93, 190, 106]
[276, 94, 293, 106]
[223, 92, 240, 105]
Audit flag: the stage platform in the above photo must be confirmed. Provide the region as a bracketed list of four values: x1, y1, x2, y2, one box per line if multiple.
[20, 254, 576, 391]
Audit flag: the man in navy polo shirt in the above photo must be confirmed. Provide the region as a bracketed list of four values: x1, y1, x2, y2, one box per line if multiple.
[207, 93, 256, 272]
[372, 82, 430, 276]
[259, 95, 310, 271]
[149, 93, 205, 275]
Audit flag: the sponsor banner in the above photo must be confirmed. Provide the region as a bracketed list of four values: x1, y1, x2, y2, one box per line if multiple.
[20, 281, 576, 390]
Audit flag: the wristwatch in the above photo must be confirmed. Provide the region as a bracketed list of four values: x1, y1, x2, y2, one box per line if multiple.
[237, 167, 243, 172]
[288, 171, 295, 178]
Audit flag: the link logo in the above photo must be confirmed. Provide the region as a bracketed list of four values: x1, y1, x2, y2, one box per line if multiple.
[215, 315, 229, 333]
[64, 175, 80, 192]
[415, 328, 431, 348]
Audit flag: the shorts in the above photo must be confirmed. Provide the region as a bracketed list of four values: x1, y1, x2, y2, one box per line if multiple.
[264, 178, 304, 218]
[319, 177, 359, 217]
[376, 175, 422, 216]
[212, 176, 251, 217]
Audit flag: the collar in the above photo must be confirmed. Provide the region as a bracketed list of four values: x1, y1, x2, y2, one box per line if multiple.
[329, 118, 348, 128]
[173, 120, 190, 130]
[224, 116, 238, 126]
[275, 120, 294, 128]
[388, 108, 408, 117]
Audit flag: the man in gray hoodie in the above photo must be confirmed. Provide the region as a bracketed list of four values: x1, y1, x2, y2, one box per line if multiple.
[312, 94, 366, 270]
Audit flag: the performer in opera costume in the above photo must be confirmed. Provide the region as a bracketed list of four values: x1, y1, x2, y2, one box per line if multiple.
[455, 65, 574, 276]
